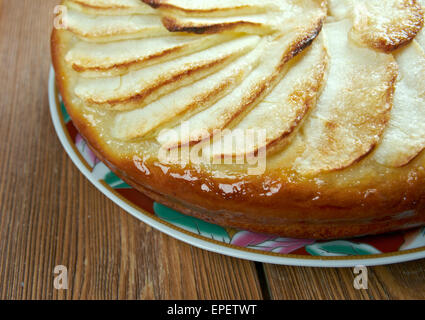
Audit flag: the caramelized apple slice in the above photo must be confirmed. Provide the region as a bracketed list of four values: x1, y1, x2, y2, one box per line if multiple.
[154, 0, 326, 35]
[66, 33, 233, 77]
[143, 0, 276, 17]
[112, 39, 266, 140]
[74, 36, 260, 108]
[415, 0, 425, 50]
[65, 9, 168, 42]
[328, 0, 424, 52]
[71, 0, 143, 8]
[65, 0, 156, 15]
[215, 33, 328, 159]
[160, 14, 277, 35]
[293, 20, 398, 175]
[374, 41, 425, 167]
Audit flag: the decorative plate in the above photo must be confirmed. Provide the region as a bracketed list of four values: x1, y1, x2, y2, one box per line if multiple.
[49, 67, 425, 267]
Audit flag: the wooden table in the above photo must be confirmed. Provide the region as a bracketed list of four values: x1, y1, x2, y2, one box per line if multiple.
[1, 0, 424, 300]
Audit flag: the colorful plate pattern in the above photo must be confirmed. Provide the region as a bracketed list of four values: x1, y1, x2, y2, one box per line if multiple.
[49, 67, 425, 267]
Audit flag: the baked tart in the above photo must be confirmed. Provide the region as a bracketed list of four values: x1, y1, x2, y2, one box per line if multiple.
[52, 0, 425, 239]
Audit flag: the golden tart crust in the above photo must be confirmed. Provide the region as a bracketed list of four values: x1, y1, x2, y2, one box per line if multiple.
[52, 0, 425, 239]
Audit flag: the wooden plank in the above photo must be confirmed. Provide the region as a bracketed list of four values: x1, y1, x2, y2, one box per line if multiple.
[0, 0, 263, 300]
[263, 261, 425, 299]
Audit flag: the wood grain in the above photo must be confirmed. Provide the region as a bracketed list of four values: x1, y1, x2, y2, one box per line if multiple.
[0, 0, 262, 300]
[1, 0, 425, 301]
[263, 261, 425, 300]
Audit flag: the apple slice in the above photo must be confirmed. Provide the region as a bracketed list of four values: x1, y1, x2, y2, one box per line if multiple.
[65, 0, 156, 15]
[214, 33, 328, 159]
[70, 0, 144, 9]
[328, 0, 424, 52]
[65, 9, 169, 42]
[293, 20, 398, 175]
[154, 0, 326, 35]
[415, 0, 425, 50]
[374, 41, 425, 167]
[160, 14, 278, 35]
[74, 35, 260, 108]
[66, 33, 233, 77]
[143, 0, 276, 17]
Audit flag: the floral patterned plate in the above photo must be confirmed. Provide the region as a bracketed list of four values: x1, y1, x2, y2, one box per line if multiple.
[49, 67, 425, 267]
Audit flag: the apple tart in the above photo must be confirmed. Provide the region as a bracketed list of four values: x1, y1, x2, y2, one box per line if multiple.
[52, 0, 425, 239]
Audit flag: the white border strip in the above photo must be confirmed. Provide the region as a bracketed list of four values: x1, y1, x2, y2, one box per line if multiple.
[49, 67, 425, 267]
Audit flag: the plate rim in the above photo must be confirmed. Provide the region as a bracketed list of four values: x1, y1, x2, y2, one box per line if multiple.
[49, 66, 425, 267]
